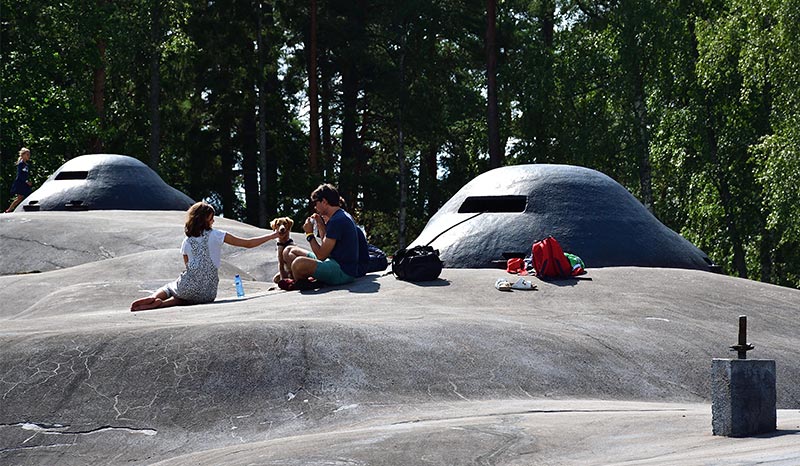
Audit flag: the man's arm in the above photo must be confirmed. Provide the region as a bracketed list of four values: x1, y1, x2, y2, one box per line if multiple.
[308, 235, 336, 260]
[304, 215, 335, 260]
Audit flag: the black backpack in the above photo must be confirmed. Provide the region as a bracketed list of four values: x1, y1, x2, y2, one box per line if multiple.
[367, 244, 389, 273]
[392, 245, 443, 282]
[389, 212, 483, 282]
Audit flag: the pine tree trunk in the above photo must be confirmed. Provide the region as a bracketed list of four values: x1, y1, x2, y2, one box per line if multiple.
[220, 143, 236, 218]
[241, 105, 260, 226]
[535, 0, 555, 161]
[486, 0, 502, 168]
[397, 36, 407, 249]
[420, 143, 439, 220]
[148, 0, 161, 170]
[632, 73, 654, 213]
[759, 224, 773, 282]
[257, 1, 277, 225]
[90, 36, 106, 153]
[320, 50, 334, 181]
[307, 0, 320, 176]
[341, 61, 358, 202]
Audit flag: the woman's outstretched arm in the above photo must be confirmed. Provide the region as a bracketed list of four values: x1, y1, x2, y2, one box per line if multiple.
[224, 231, 281, 248]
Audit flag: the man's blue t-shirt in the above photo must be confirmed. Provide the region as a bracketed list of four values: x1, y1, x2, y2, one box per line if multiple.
[326, 209, 369, 277]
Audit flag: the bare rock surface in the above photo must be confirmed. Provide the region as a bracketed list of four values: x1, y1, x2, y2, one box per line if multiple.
[1, 211, 799, 465]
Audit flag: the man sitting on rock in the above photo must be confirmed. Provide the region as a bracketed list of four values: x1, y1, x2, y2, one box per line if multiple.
[279, 183, 368, 290]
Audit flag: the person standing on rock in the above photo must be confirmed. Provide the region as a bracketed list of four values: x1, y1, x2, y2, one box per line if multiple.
[131, 201, 281, 311]
[279, 183, 369, 290]
[5, 147, 33, 213]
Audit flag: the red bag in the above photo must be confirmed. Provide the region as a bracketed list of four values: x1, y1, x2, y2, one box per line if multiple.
[531, 236, 572, 278]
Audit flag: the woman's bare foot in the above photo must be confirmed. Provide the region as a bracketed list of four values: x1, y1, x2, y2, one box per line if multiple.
[130, 296, 163, 312]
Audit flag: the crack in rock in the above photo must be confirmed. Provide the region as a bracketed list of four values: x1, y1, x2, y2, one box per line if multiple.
[0, 234, 107, 258]
[0, 442, 77, 453]
[390, 407, 690, 426]
[3, 422, 157, 436]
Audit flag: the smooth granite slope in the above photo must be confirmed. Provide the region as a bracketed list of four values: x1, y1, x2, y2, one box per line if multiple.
[1, 211, 798, 465]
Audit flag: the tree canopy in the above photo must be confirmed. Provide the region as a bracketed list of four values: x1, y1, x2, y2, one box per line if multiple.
[2, 0, 799, 288]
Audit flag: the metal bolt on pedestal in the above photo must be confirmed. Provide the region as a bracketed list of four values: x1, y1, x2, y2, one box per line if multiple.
[712, 315, 775, 437]
[729, 315, 755, 359]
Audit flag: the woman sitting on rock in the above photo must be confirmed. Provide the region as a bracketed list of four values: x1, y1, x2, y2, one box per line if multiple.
[131, 201, 280, 311]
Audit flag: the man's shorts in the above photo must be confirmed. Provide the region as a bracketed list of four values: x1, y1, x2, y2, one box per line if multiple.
[307, 252, 355, 285]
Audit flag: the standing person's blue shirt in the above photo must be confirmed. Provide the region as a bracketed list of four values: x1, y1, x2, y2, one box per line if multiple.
[6, 147, 33, 213]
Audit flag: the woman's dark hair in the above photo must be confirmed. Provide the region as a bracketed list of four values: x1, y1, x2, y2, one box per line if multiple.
[185, 201, 215, 237]
[310, 183, 341, 206]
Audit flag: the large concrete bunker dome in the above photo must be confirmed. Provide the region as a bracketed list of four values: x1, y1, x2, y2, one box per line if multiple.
[19, 153, 194, 211]
[410, 164, 716, 271]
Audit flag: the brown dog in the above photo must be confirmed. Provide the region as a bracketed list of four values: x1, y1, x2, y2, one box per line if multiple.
[270, 216, 295, 283]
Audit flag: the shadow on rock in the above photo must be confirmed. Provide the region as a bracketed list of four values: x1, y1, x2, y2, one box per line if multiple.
[300, 274, 383, 295]
[755, 429, 800, 439]
[390, 277, 451, 287]
[536, 276, 593, 287]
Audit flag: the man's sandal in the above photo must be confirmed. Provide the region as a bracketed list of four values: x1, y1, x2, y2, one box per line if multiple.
[511, 277, 536, 290]
[495, 278, 512, 291]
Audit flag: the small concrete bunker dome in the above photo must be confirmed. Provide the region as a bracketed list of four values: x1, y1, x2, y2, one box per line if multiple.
[410, 164, 716, 271]
[20, 154, 194, 211]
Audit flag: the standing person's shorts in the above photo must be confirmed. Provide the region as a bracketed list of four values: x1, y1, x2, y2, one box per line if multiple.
[10, 181, 31, 196]
[307, 252, 355, 285]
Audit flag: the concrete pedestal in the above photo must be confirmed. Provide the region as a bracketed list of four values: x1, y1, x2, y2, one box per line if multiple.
[711, 359, 776, 437]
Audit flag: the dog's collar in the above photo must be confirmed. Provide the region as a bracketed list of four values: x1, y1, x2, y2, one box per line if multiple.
[277, 239, 294, 247]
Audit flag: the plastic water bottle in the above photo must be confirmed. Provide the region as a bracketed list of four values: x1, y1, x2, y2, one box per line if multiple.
[234, 274, 245, 298]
